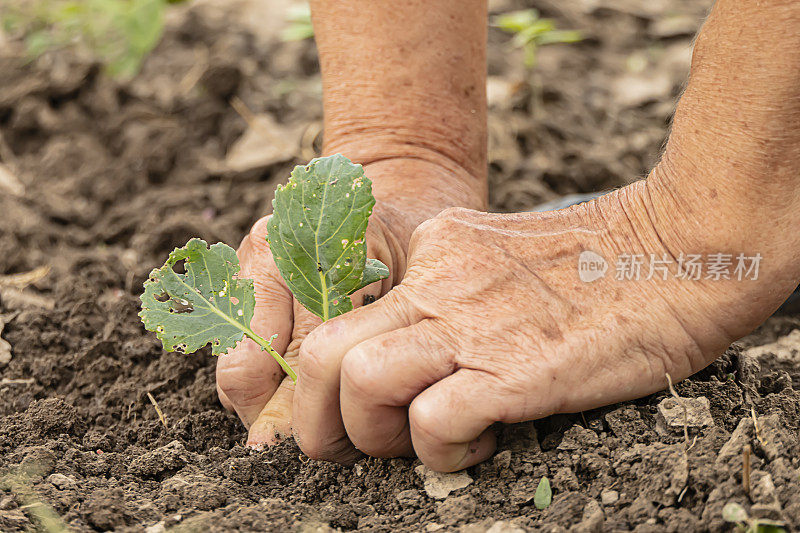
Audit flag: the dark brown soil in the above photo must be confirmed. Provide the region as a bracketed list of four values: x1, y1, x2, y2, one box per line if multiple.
[2, 0, 799, 531]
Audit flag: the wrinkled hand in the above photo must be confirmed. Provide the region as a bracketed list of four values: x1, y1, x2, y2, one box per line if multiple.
[293, 181, 746, 471]
[216, 158, 482, 447]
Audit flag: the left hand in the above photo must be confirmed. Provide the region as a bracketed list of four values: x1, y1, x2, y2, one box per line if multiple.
[216, 157, 484, 449]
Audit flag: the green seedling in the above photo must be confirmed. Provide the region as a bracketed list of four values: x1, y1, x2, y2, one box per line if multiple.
[534, 476, 552, 510]
[493, 9, 582, 69]
[139, 155, 389, 381]
[1, 0, 187, 78]
[722, 503, 786, 533]
[280, 3, 314, 42]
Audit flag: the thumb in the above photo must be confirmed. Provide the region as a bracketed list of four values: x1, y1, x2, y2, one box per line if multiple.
[215, 217, 292, 428]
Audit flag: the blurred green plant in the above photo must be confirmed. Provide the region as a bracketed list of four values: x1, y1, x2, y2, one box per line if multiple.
[722, 502, 786, 533]
[1, 467, 70, 533]
[493, 9, 582, 69]
[0, 0, 188, 78]
[280, 3, 313, 42]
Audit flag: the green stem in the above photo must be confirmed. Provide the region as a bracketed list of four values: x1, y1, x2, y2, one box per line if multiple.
[245, 327, 297, 382]
[318, 270, 330, 322]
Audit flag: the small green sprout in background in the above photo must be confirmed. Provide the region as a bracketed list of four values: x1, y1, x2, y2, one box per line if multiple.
[0, 0, 188, 78]
[139, 155, 389, 381]
[493, 9, 582, 69]
[280, 3, 314, 42]
[534, 476, 552, 510]
[722, 502, 786, 533]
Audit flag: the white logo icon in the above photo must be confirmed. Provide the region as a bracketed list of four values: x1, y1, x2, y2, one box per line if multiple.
[578, 250, 607, 283]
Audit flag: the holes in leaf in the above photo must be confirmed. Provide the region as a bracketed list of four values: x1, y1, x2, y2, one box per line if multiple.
[155, 292, 170, 302]
[171, 299, 194, 314]
[230, 296, 239, 305]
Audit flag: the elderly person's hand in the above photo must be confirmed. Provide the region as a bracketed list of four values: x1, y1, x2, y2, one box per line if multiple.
[216, 158, 484, 446]
[291, 0, 800, 471]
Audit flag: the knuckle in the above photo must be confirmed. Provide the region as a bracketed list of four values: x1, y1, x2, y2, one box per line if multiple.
[410, 209, 473, 253]
[216, 369, 270, 407]
[248, 216, 275, 254]
[341, 344, 384, 400]
[414, 217, 445, 239]
[378, 288, 417, 324]
[408, 396, 448, 446]
[298, 325, 337, 376]
[216, 354, 280, 405]
[437, 206, 474, 221]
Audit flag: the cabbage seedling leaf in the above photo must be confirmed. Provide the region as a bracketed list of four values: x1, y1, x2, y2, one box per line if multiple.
[268, 154, 389, 320]
[139, 238, 255, 356]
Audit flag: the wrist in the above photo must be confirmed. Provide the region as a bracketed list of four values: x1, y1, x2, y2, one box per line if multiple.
[352, 155, 485, 293]
[323, 150, 487, 243]
[324, 139, 487, 211]
[643, 159, 800, 338]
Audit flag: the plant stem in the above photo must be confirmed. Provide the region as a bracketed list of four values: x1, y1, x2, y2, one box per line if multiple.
[245, 328, 297, 382]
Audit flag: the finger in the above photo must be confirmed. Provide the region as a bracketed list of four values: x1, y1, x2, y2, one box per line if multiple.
[409, 369, 500, 472]
[293, 288, 424, 462]
[247, 375, 295, 447]
[216, 217, 293, 427]
[247, 301, 318, 445]
[248, 265, 386, 446]
[339, 319, 457, 458]
[217, 387, 234, 411]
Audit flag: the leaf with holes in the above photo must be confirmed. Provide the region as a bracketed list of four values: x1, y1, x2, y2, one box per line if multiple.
[139, 239, 295, 378]
[139, 238, 257, 356]
[267, 154, 389, 320]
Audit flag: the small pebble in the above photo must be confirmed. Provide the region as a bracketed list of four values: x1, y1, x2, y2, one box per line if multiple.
[601, 489, 619, 506]
[47, 473, 77, 490]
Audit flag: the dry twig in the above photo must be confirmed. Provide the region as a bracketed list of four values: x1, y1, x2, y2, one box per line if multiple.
[742, 444, 752, 496]
[665, 373, 690, 449]
[147, 392, 168, 428]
